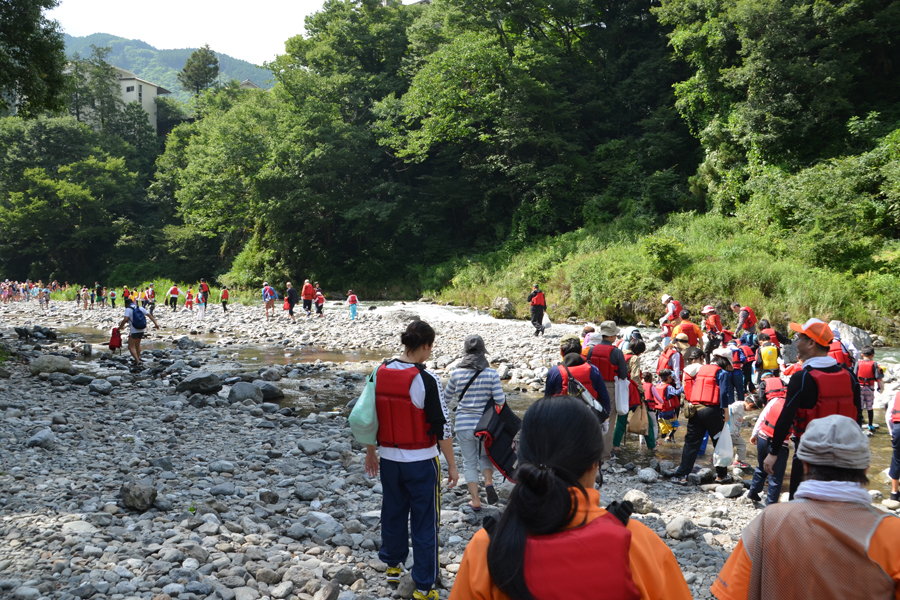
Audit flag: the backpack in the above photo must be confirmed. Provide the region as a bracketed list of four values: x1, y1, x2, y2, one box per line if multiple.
[130, 305, 147, 329]
[109, 327, 122, 350]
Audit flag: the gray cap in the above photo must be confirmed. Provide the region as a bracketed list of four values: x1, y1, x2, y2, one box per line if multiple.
[599, 320, 619, 337]
[796, 415, 870, 469]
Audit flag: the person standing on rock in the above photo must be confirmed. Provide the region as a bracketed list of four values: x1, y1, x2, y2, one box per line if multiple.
[315, 288, 325, 318]
[585, 321, 628, 461]
[262, 282, 276, 320]
[527, 284, 546, 336]
[347, 290, 359, 320]
[763, 318, 861, 499]
[118, 298, 160, 370]
[713, 415, 900, 600]
[365, 320, 458, 600]
[668, 348, 734, 485]
[659, 294, 682, 346]
[730, 302, 757, 334]
[449, 396, 693, 600]
[301, 279, 315, 317]
[444, 334, 505, 511]
[285, 282, 299, 323]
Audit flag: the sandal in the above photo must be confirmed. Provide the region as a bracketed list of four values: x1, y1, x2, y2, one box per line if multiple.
[466, 502, 482, 512]
[485, 485, 499, 505]
[669, 476, 689, 486]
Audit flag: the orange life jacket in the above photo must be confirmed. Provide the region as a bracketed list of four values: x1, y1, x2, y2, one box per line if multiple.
[794, 368, 856, 436]
[690, 364, 722, 407]
[705, 314, 723, 334]
[557, 364, 598, 399]
[587, 344, 616, 382]
[374, 364, 436, 450]
[857, 359, 877, 387]
[524, 513, 640, 600]
[828, 341, 851, 368]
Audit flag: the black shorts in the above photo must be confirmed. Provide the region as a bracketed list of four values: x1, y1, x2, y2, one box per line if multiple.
[130, 332, 144, 340]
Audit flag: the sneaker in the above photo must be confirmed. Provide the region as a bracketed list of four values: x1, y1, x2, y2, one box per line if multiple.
[865, 429, 874, 437]
[413, 590, 438, 600]
[732, 460, 751, 469]
[891, 492, 900, 502]
[868, 425, 876, 432]
[385, 566, 402, 585]
[742, 491, 761, 502]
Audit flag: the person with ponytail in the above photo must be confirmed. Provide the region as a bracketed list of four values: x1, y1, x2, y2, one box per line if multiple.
[449, 396, 691, 600]
[366, 320, 458, 600]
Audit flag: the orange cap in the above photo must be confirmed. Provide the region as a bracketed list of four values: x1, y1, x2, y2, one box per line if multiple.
[789, 318, 833, 346]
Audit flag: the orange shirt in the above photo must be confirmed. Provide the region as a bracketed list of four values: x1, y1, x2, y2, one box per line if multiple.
[712, 516, 900, 600]
[705, 314, 723, 333]
[449, 488, 692, 600]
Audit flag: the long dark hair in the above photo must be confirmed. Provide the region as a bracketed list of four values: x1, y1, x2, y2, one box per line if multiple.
[486, 396, 603, 600]
[400, 320, 435, 351]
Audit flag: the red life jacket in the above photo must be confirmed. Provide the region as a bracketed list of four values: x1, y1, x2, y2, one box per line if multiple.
[760, 328, 780, 349]
[523, 512, 640, 600]
[794, 368, 856, 436]
[222, 289, 229, 300]
[666, 299, 683, 322]
[730, 347, 745, 368]
[763, 377, 787, 403]
[760, 397, 786, 439]
[628, 379, 641, 408]
[857, 360, 877, 387]
[654, 383, 679, 413]
[108, 327, 122, 350]
[783, 362, 802, 377]
[828, 341, 851, 368]
[374, 364, 436, 450]
[721, 329, 734, 344]
[530, 291, 546, 307]
[740, 344, 755, 364]
[705, 314, 723, 334]
[557, 364, 598, 399]
[200, 282, 209, 293]
[677, 321, 700, 346]
[348, 294, 358, 304]
[683, 368, 697, 402]
[642, 381, 653, 403]
[741, 306, 757, 329]
[656, 348, 677, 375]
[587, 344, 616, 381]
[690, 364, 721, 407]
[890, 392, 900, 424]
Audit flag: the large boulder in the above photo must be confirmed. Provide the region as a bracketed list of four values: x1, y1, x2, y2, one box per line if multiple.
[828, 320, 872, 352]
[253, 380, 284, 400]
[29, 354, 71, 375]
[390, 310, 420, 323]
[228, 382, 264, 404]
[176, 371, 222, 394]
[490, 297, 515, 319]
[120, 482, 157, 511]
[25, 428, 56, 449]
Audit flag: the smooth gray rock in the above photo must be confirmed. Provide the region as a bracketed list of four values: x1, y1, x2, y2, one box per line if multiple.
[828, 320, 871, 353]
[228, 382, 264, 404]
[209, 460, 235, 473]
[25, 428, 56, 449]
[262, 367, 282, 381]
[29, 354, 71, 375]
[623, 489, 655, 514]
[716, 483, 745, 498]
[294, 483, 319, 501]
[666, 516, 699, 540]
[176, 371, 222, 394]
[271, 582, 294, 599]
[210, 482, 236, 496]
[120, 482, 157, 511]
[313, 581, 339, 600]
[298, 440, 325, 455]
[285, 522, 308, 539]
[252, 380, 284, 400]
[637, 468, 658, 484]
[89, 378, 113, 395]
[13, 587, 40, 600]
[72, 374, 93, 385]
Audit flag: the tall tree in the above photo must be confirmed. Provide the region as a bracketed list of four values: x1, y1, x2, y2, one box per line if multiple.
[177, 44, 220, 95]
[0, 0, 68, 117]
[75, 45, 124, 132]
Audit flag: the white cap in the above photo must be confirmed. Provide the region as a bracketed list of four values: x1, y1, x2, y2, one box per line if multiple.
[661, 294, 672, 303]
[712, 348, 732, 359]
[796, 415, 869, 469]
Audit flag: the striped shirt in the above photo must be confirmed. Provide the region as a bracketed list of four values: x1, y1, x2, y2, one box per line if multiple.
[445, 368, 506, 431]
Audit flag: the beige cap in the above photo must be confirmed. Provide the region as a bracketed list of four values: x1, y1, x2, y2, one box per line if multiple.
[673, 333, 690, 348]
[599, 320, 619, 336]
[796, 415, 870, 469]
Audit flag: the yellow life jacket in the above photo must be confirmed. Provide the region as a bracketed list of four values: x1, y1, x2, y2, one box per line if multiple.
[760, 345, 779, 371]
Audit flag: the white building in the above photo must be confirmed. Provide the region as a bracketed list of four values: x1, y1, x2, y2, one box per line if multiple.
[114, 67, 170, 133]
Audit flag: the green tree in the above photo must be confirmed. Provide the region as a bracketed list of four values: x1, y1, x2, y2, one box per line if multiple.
[66, 52, 92, 122]
[177, 44, 220, 95]
[0, 0, 68, 117]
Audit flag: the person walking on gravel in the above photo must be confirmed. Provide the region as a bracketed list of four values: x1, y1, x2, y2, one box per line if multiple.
[527, 284, 546, 336]
[285, 282, 299, 323]
[262, 282, 277, 320]
[301, 279, 315, 316]
[118, 298, 160, 370]
[347, 290, 359, 320]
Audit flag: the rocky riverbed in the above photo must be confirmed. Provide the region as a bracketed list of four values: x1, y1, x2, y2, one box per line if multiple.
[1, 300, 898, 600]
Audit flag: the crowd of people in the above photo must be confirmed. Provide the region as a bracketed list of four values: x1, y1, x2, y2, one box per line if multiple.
[1, 279, 55, 307]
[353, 297, 900, 600]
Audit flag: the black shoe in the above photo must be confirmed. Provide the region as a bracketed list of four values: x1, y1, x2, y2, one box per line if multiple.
[534, 330, 540, 336]
[486, 485, 499, 505]
[891, 492, 900, 502]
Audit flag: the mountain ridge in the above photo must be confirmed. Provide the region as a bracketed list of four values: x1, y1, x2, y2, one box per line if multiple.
[64, 33, 273, 102]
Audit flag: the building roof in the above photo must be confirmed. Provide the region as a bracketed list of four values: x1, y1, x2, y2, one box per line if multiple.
[239, 79, 261, 90]
[114, 65, 170, 94]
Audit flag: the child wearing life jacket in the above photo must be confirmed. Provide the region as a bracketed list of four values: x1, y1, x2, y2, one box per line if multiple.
[653, 369, 682, 443]
[186, 288, 194, 311]
[746, 373, 791, 505]
[642, 372, 660, 446]
[315, 290, 325, 317]
[221, 286, 229, 313]
[755, 332, 781, 381]
[856, 345, 884, 435]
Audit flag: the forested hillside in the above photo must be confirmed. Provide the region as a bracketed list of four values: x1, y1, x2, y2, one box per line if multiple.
[3, 0, 900, 332]
[64, 33, 272, 100]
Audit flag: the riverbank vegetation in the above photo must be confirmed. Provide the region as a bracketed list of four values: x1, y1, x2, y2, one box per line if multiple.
[2, 0, 900, 331]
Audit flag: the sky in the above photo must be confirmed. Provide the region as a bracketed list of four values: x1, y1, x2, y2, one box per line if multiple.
[48, 0, 329, 65]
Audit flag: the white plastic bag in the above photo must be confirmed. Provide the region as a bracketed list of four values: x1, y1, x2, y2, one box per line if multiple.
[542, 313, 552, 329]
[614, 376, 630, 414]
[349, 369, 378, 445]
[713, 422, 733, 468]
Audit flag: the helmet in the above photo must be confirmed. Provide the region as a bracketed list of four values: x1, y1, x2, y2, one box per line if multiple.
[661, 294, 672, 303]
[700, 305, 715, 315]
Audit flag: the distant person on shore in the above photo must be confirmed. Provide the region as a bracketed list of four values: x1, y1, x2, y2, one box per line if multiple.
[347, 290, 359, 320]
[444, 334, 505, 511]
[889, 388, 900, 503]
[108, 288, 116, 309]
[89, 286, 95, 309]
[196, 291, 206, 321]
[166, 284, 183, 311]
[301, 279, 315, 317]
[856, 345, 883, 435]
[527, 284, 546, 336]
[185, 288, 194, 311]
[449, 396, 692, 600]
[146, 284, 156, 314]
[285, 282, 299, 323]
[118, 298, 160, 370]
[262, 282, 277, 320]
[713, 415, 900, 600]
[315, 289, 325, 317]
[221, 286, 229, 312]
[199, 278, 210, 306]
